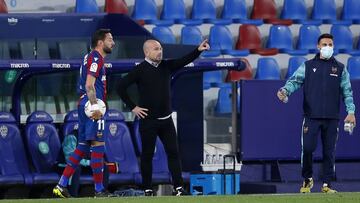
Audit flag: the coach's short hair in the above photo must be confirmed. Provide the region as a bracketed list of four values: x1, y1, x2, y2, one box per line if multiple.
[317, 33, 333, 44]
[91, 29, 111, 48]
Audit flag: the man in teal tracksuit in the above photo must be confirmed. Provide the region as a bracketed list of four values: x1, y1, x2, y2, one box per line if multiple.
[277, 33, 356, 193]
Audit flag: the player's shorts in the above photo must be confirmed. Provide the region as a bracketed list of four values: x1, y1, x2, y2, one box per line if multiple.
[78, 105, 105, 142]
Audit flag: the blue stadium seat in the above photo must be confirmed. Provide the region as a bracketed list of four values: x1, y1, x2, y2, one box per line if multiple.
[25, 111, 61, 184]
[330, 25, 360, 55]
[203, 70, 223, 89]
[160, 0, 202, 25]
[311, 0, 351, 25]
[221, 0, 263, 25]
[280, 0, 321, 25]
[103, 109, 141, 184]
[342, 0, 360, 23]
[152, 26, 176, 44]
[214, 84, 240, 115]
[132, 0, 156, 21]
[255, 58, 281, 79]
[296, 25, 321, 53]
[203, 25, 249, 57]
[63, 110, 79, 140]
[266, 25, 308, 55]
[132, 0, 173, 25]
[285, 56, 307, 79]
[132, 117, 171, 184]
[0, 112, 33, 186]
[191, 0, 231, 25]
[180, 26, 203, 45]
[347, 57, 360, 79]
[75, 0, 99, 13]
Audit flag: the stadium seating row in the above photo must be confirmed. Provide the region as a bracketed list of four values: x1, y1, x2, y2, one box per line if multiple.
[3, 0, 357, 26]
[1, 24, 359, 60]
[0, 110, 184, 187]
[0, 0, 128, 14]
[129, 0, 360, 26]
[77, 0, 129, 14]
[153, 24, 360, 57]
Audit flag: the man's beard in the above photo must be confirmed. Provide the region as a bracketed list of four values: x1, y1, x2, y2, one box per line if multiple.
[103, 47, 112, 54]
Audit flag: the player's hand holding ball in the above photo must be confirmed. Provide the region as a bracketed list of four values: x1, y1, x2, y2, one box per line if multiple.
[85, 99, 106, 120]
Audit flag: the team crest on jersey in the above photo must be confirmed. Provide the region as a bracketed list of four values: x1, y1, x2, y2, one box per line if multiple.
[331, 66, 337, 73]
[0, 125, 8, 138]
[109, 123, 117, 136]
[330, 66, 338, 77]
[37, 124, 45, 137]
[90, 63, 98, 72]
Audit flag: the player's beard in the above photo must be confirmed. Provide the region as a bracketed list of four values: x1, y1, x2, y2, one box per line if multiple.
[103, 46, 112, 54]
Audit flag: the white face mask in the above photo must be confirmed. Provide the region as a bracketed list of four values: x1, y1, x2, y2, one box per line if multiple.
[320, 46, 334, 59]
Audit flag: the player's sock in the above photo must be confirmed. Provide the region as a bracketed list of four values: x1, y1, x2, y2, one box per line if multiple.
[91, 145, 105, 192]
[59, 144, 89, 187]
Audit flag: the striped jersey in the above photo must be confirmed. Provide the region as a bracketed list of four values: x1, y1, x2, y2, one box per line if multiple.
[78, 50, 106, 105]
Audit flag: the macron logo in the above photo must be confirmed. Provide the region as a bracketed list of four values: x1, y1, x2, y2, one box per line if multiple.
[216, 62, 235, 67]
[94, 57, 98, 62]
[11, 63, 29, 68]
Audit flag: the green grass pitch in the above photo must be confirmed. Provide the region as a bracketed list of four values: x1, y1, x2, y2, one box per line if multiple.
[1, 193, 360, 203]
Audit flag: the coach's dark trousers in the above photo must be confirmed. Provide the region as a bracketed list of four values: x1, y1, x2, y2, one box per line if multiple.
[139, 117, 183, 189]
[301, 117, 339, 184]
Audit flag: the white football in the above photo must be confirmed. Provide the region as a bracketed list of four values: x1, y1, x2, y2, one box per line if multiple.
[84, 98, 107, 118]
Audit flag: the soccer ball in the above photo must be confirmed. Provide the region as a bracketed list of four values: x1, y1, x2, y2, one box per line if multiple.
[84, 98, 106, 118]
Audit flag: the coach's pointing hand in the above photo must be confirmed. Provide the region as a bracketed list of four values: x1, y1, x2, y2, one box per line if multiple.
[198, 39, 210, 51]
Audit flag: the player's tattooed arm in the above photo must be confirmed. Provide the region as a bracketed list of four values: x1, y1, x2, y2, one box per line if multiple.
[86, 86, 97, 104]
[85, 74, 98, 105]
